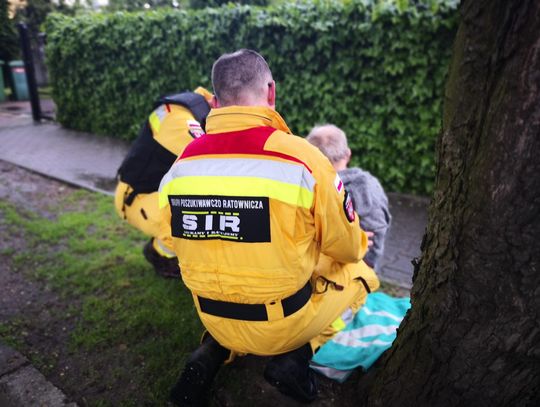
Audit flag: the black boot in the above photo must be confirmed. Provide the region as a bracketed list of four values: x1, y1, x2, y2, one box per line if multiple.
[142, 239, 180, 278]
[169, 335, 229, 406]
[264, 343, 318, 403]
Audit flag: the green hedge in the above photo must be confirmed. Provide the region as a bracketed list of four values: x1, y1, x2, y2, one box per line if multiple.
[45, 0, 457, 194]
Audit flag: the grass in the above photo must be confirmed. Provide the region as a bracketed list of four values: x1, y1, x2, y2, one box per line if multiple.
[0, 321, 24, 349]
[0, 190, 202, 405]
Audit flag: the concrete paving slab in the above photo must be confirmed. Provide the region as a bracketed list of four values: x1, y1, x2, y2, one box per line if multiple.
[0, 365, 76, 407]
[378, 193, 428, 288]
[0, 344, 76, 407]
[0, 344, 28, 376]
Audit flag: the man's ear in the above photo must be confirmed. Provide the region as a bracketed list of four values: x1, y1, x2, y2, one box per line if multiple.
[346, 148, 352, 164]
[267, 80, 276, 109]
[211, 95, 220, 108]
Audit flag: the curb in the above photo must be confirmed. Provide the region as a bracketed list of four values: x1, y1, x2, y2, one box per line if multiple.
[0, 343, 77, 407]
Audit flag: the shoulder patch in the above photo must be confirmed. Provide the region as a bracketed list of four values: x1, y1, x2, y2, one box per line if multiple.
[187, 119, 205, 139]
[334, 174, 344, 193]
[343, 190, 355, 222]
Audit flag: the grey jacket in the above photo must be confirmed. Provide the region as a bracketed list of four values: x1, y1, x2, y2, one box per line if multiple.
[339, 167, 392, 270]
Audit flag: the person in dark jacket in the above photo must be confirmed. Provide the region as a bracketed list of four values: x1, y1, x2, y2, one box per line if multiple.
[115, 87, 212, 278]
[307, 124, 391, 270]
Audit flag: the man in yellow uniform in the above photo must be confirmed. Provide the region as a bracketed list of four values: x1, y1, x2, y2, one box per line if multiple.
[114, 88, 212, 277]
[159, 50, 379, 404]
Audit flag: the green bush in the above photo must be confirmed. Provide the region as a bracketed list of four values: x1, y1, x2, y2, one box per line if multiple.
[190, 0, 270, 8]
[0, 0, 19, 62]
[45, 0, 457, 194]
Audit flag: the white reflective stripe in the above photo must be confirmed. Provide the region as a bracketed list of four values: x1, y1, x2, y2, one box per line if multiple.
[159, 168, 175, 194]
[166, 158, 315, 192]
[149, 105, 168, 134]
[155, 238, 176, 258]
[340, 308, 354, 325]
[154, 105, 167, 121]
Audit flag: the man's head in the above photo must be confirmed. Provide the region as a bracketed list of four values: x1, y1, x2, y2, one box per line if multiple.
[211, 49, 275, 108]
[306, 124, 351, 171]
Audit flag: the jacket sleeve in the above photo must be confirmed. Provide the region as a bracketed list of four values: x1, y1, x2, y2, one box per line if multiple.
[158, 171, 175, 253]
[348, 172, 392, 269]
[312, 160, 368, 264]
[159, 204, 174, 253]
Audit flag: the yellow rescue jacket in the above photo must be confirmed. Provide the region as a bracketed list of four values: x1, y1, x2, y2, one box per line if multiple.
[117, 87, 212, 203]
[148, 87, 212, 156]
[159, 106, 373, 354]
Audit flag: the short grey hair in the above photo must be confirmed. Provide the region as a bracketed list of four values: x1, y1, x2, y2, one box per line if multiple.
[306, 124, 350, 164]
[211, 49, 273, 106]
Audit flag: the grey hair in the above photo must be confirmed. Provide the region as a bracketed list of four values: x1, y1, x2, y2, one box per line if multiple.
[306, 124, 350, 164]
[211, 49, 272, 106]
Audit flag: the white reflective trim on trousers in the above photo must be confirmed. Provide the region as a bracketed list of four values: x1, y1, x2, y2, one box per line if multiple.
[162, 157, 316, 192]
[155, 238, 176, 258]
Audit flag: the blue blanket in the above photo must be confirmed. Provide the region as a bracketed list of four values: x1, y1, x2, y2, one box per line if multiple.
[310, 292, 411, 382]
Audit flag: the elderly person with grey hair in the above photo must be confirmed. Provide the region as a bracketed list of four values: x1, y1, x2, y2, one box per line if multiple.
[307, 124, 392, 270]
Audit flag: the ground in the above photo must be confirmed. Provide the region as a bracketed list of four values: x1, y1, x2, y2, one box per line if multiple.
[0, 159, 409, 406]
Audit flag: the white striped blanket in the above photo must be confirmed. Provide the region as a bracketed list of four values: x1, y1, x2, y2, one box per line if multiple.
[310, 292, 411, 382]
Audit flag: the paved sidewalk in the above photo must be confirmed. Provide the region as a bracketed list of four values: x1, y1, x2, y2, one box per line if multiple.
[0, 344, 76, 407]
[0, 112, 126, 195]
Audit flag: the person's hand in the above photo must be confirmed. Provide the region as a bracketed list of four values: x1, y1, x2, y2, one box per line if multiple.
[365, 231, 374, 248]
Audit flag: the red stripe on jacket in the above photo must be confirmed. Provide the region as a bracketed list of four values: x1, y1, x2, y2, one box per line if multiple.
[179, 126, 312, 172]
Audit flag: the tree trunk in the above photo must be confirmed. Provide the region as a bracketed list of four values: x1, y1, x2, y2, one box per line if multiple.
[364, 1, 540, 406]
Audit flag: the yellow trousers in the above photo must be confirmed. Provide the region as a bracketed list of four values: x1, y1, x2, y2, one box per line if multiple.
[114, 181, 174, 257]
[309, 255, 380, 351]
[196, 257, 380, 357]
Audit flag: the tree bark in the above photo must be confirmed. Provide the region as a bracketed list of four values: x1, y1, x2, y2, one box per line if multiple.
[364, 1, 540, 406]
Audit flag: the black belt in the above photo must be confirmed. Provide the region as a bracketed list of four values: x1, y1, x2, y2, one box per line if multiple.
[197, 281, 312, 321]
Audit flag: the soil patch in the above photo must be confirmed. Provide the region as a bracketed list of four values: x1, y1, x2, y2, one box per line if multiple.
[0, 160, 83, 401]
[0, 160, 73, 323]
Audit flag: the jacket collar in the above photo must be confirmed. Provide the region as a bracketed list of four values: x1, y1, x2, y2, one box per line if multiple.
[205, 106, 292, 134]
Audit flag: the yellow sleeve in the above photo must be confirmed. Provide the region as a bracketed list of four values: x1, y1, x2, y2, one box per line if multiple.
[312, 157, 368, 264]
[159, 202, 174, 252]
[155, 105, 199, 156]
[194, 86, 214, 103]
[265, 133, 368, 265]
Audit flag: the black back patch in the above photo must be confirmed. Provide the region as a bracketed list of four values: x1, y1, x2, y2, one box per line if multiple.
[169, 195, 270, 242]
